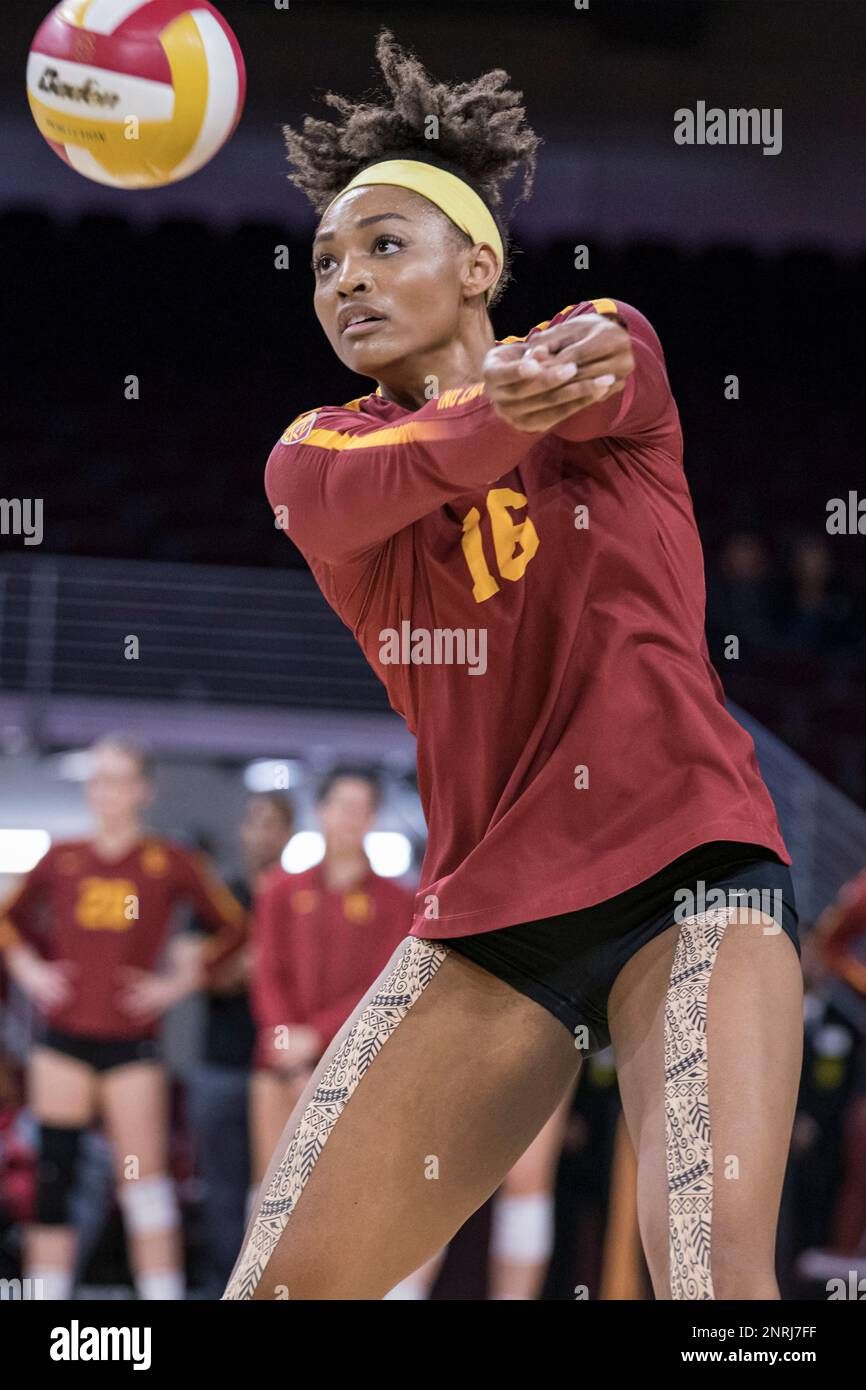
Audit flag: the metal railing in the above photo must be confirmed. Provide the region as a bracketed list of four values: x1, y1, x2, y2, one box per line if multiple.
[0, 553, 388, 713]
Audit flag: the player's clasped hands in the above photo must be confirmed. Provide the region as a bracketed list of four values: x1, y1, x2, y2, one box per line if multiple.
[483, 312, 635, 432]
[116, 966, 193, 1021]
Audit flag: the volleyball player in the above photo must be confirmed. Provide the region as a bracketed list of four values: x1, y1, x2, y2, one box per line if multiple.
[0, 736, 246, 1300]
[224, 31, 802, 1301]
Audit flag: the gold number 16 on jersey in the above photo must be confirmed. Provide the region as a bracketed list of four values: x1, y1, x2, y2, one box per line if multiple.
[460, 487, 540, 603]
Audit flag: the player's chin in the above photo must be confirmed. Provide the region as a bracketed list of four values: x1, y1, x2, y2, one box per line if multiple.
[337, 335, 400, 373]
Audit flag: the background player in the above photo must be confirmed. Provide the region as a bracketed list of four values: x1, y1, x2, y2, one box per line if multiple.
[0, 736, 246, 1300]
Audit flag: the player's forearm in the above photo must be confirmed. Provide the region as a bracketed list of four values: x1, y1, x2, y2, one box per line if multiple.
[536, 303, 677, 448]
[550, 331, 665, 444]
[267, 393, 540, 565]
[199, 917, 247, 976]
[165, 934, 208, 994]
[3, 939, 44, 983]
[819, 906, 866, 960]
[548, 381, 632, 443]
[249, 956, 291, 1031]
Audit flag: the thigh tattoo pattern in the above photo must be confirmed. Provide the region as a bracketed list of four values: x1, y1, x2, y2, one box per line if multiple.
[664, 906, 736, 1300]
[223, 936, 449, 1301]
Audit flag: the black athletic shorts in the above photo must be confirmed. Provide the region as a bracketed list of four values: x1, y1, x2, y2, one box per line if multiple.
[446, 841, 800, 1055]
[40, 1027, 160, 1072]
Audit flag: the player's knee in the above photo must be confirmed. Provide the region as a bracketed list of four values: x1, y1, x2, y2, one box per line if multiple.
[34, 1125, 82, 1226]
[710, 1226, 778, 1300]
[711, 1259, 778, 1300]
[116, 1174, 180, 1236]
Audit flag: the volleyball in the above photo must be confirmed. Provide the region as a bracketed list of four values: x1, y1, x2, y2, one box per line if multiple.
[26, 1, 246, 189]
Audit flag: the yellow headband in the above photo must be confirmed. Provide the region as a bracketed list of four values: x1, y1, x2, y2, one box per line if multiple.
[322, 158, 504, 301]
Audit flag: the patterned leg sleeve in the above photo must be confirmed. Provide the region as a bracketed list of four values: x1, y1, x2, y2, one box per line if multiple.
[222, 936, 449, 1301]
[664, 906, 737, 1301]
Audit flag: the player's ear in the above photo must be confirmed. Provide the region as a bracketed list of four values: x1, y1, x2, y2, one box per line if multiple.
[461, 242, 498, 305]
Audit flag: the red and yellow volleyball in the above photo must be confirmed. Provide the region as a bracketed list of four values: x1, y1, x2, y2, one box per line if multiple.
[26, 0, 246, 189]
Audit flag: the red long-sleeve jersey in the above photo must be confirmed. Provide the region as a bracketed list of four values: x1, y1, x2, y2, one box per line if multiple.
[819, 870, 866, 995]
[267, 298, 789, 939]
[0, 838, 247, 1039]
[250, 861, 412, 1067]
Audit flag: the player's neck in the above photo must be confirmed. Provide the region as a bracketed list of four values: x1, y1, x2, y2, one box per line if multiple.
[92, 823, 144, 858]
[321, 850, 368, 892]
[249, 854, 281, 892]
[375, 312, 496, 411]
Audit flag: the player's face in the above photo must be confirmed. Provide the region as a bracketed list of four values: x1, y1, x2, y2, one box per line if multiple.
[85, 745, 152, 825]
[239, 798, 292, 869]
[317, 778, 377, 855]
[312, 185, 467, 376]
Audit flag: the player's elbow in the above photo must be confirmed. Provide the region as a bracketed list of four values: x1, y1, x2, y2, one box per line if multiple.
[264, 450, 357, 564]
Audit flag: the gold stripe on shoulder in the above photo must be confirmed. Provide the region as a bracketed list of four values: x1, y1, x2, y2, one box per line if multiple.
[590, 297, 618, 315]
[499, 304, 579, 345]
[281, 393, 371, 443]
[302, 417, 463, 452]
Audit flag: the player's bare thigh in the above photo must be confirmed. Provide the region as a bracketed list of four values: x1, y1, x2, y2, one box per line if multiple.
[233, 936, 581, 1300]
[608, 909, 802, 1297]
[29, 1045, 96, 1126]
[100, 1062, 170, 1176]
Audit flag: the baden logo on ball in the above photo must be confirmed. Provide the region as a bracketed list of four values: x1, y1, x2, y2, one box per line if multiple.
[27, 0, 247, 189]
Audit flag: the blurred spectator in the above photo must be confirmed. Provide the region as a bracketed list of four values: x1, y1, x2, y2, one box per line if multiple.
[706, 531, 776, 667]
[790, 877, 866, 1285]
[777, 535, 855, 654]
[773, 924, 860, 1292]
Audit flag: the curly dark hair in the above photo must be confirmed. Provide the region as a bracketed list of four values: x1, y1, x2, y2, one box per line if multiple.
[282, 27, 541, 307]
